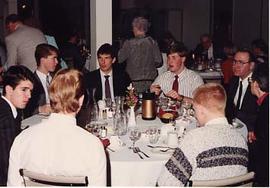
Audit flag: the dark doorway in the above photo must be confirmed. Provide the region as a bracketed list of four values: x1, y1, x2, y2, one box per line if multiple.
[212, 0, 233, 48]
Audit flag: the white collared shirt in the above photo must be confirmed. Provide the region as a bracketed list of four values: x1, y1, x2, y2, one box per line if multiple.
[233, 72, 252, 109]
[7, 113, 107, 186]
[100, 70, 115, 100]
[36, 70, 51, 103]
[208, 44, 214, 60]
[2, 95, 17, 118]
[152, 68, 204, 98]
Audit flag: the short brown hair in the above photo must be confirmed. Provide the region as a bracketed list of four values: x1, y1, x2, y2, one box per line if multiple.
[35, 43, 59, 66]
[49, 69, 85, 113]
[193, 83, 226, 113]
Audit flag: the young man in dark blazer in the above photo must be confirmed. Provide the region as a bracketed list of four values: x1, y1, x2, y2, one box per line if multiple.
[86, 43, 131, 103]
[0, 65, 35, 186]
[23, 44, 59, 118]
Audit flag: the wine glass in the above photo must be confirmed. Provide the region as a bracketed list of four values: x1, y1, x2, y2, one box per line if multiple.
[128, 127, 141, 149]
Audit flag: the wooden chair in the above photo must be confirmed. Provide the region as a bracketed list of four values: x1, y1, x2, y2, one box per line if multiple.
[19, 169, 89, 186]
[186, 171, 255, 187]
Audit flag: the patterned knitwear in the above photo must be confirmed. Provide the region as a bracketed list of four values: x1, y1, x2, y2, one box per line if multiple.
[157, 117, 248, 186]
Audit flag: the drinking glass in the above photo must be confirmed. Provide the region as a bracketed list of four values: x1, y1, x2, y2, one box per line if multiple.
[128, 127, 141, 148]
[147, 127, 160, 144]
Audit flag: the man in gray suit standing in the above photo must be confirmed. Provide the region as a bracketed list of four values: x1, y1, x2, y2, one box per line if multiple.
[5, 14, 47, 72]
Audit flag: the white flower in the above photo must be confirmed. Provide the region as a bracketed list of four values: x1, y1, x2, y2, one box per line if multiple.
[127, 83, 133, 91]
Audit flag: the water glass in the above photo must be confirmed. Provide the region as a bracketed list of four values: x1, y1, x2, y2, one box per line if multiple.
[147, 127, 160, 144]
[113, 113, 128, 136]
[128, 127, 141, 148]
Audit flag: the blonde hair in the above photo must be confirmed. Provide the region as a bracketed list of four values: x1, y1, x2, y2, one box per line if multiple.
[193, 83, 226, 113]
[49, 69, 85, 113]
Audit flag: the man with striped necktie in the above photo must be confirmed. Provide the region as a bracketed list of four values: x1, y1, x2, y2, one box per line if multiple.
[23, 43, 59, 118]
[150, 42, 203, 103]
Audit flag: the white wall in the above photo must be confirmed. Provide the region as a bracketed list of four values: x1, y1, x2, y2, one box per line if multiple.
[90, 0, 112, 70]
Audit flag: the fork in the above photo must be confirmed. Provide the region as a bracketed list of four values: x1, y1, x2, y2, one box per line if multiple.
[133, 147, 144, 159]
[135, 147, 150, 158]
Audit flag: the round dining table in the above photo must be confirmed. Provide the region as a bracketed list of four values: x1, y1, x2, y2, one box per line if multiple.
[21, 113, 248, 186]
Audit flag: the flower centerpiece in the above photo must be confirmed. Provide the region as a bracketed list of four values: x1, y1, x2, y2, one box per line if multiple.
[126, 83, 138, 127]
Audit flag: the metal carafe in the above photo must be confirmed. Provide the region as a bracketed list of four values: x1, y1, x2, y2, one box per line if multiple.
[142, 92, 156, 120]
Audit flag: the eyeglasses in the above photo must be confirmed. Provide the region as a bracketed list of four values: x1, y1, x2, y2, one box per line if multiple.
[233, 60, 250, 65]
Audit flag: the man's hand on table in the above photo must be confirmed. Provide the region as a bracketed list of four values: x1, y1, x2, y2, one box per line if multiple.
[150, 84, 162, 96]
[165, 90, 193, 104]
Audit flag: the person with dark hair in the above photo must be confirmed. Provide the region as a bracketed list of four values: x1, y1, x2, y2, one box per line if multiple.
[225, 49, 258, 172]
[0, 65, 35, 186]
[60, 30, 85, 71]
[150, 42, 203, 102]
[225, 49, 258, 136]
[249, 63, 269, 186]
[5, 14, 46, 72]
[251, 39, 268, 64]
[193, 33, 223, 60]
[23, 43, 59, 118]
[7, 69, 106, 186]
[118, 16, 162, 93]
[86, 43, 131, 102]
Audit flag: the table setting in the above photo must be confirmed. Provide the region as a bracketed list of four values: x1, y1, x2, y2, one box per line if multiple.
[20, 85, 247, 186]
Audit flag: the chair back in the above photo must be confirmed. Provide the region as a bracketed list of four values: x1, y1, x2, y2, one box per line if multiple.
[19, 169, 88, 186]
[186, 171, 255, 187]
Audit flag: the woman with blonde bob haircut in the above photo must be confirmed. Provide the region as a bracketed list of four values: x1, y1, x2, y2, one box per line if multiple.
[192, 83, 227, 126]
[8, 69, 107, 186]
[49, 69, 85, 113]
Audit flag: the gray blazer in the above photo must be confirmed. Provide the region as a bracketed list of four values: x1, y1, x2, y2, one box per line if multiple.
[5, 24, 46, 72]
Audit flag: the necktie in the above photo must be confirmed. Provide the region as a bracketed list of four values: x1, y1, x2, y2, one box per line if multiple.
[236, 81, 243, 110]
[172, 75, 179, 93]
[46, 74, 50, 89]
[104, 75, 111, 99]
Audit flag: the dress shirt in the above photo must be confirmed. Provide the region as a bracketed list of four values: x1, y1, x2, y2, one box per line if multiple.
[152, 68, 204, 98]
[7, 113, 106, 186]
[208, 44, 214, 60]
[233, 73, 252, 109]
[100, 70, 114, 100]
[36, 70, 51, 103]
[1, 96, 17, 118]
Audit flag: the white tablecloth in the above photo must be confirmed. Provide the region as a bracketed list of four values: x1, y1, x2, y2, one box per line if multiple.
[195, 70, 223, 82]
[21, 114, 248, 186]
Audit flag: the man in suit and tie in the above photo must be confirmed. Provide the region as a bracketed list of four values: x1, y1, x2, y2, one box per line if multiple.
[226, 49, 258, 138]
[5, 14, 47, 72]
[225, 49, 258, 171]
[0, 65, 35, 186]
[23, 44, 59, 118]
[86, 43, 131, 103]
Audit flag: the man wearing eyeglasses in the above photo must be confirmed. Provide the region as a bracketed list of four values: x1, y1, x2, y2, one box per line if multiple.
[225, 49, 258, 169]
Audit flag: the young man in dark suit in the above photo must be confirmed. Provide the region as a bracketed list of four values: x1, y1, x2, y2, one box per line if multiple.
[86, 43, 131, 103]
[23, 43, 59, 118]
[0, 65, 35, 186]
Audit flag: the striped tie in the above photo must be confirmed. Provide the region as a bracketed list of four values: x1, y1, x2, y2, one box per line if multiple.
[46, 75, 50, 89]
